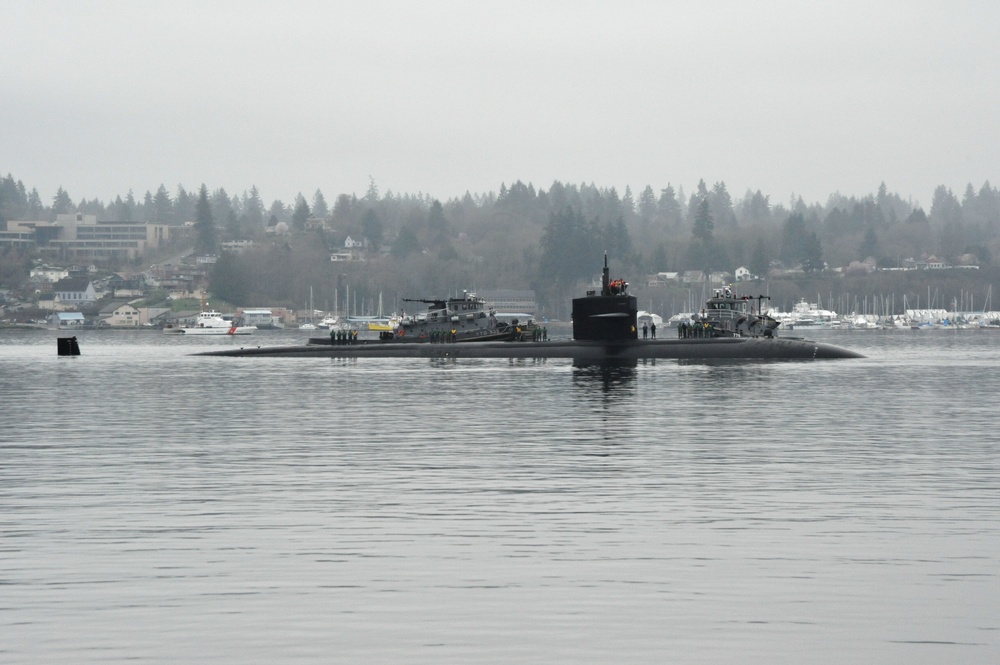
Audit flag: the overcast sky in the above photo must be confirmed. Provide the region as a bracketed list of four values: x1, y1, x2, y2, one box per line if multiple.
[3, 0, 998, 209]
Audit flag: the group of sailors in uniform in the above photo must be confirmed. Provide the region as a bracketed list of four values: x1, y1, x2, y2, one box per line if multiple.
[678, 320, 715, 338]
[330, 329, 359, 344]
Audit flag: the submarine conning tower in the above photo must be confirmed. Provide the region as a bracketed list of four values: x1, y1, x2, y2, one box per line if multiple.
[571, 254, 638, 341]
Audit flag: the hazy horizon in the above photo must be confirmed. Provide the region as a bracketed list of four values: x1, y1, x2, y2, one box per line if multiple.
[4, 0, 998, 209]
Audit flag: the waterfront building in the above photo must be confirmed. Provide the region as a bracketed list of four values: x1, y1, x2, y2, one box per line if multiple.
[0, 213, 171, 262]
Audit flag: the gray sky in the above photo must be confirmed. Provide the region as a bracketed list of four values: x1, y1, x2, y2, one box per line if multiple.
[4, 0, 998, 209]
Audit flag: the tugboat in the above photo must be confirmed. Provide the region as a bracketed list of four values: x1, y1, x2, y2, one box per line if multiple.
[308, 290, 526, 345]
[680, 287, 781, 339]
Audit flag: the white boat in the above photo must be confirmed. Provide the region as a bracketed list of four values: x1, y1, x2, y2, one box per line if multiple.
[164, 310, 256, 335]
[769, 298, 839, 329]
[298, 322, 317, 331]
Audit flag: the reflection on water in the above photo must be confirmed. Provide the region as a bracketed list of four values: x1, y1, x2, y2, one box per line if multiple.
[1, 330, 998, 664]
[571, 360, 638, 394]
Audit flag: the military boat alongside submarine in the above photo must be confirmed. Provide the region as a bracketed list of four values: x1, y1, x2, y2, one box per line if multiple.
[315, 290, 522, 345]
[197, 257, 863, 360]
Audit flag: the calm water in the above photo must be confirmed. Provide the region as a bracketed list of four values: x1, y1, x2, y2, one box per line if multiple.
[1, 328, 998, 664]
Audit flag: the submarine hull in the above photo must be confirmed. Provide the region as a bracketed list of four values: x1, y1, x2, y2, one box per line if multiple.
[197, 337, 864, 360]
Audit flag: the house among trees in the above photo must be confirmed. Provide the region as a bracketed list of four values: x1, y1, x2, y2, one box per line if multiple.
[106, 273, 147, 298]
[681, 270, 705, 284]
[646, 272, 680, 287]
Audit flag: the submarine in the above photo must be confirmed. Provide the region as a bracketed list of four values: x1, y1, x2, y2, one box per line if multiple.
[197, 257, 863, 361]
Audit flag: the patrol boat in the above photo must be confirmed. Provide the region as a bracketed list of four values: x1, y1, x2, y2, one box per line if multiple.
[309, 290, 523, 345]
[678, 287, 781, 339]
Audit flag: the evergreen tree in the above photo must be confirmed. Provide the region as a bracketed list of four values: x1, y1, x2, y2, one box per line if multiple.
[657, 184, 682, 226]
[153, 184, 172, 223]
[622, 186, 635, 217]
[391, 226, 419, 258]
[109, 195, 125, 221]
[710, 181, 737, 227]
[930, 185, 962, 225]
[291, 194, 310, 230]
[427, 200, 450, 244]
[780, 213, 808, 264]
[650, 242, 668, 271]
[268, 199, 289, 225]
[175, 185, 194, 225]
[194, 184, 217, 254]
[142, 191, 154, 222]
[859, 226, 879, 260]
[905, 208, 928, 225]
[26, 188, 43, 219]
[312, 189, 329, 219]
[602, 215, 632, 260]
[209, 251, 248, 305]
[52, 187, 74, 215]
[365, 177, 379, 204]
[225, 209, 240, 239]
[801, 232, 824, 274]
[332, 193, 357, 225]
[1, 176, 29, 222]
[637, 185, 658, 224]
[692, 198, 714, 242]
[749, 238, 770, 279]
[362, 208, 383, 250]
[123, 190, 136, 222]
[243, 186, 265, 232]
[540, 207, 602, 287]
[211, 188, 234, 230]
[742, 190, 771, 225]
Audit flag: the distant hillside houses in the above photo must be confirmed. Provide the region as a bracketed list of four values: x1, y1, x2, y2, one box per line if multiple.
[646, 270, 735, 287]
[644, 267, 768, 288]
[29, 265, 70, 283]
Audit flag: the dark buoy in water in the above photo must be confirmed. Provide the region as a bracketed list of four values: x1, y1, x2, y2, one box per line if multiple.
[57, 336, 81, 356]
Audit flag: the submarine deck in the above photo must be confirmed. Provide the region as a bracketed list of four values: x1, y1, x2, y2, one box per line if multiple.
[196, 337, 864, 360]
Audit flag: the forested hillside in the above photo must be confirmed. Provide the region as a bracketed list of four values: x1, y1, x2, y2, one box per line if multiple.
[2, 173, 998, 316]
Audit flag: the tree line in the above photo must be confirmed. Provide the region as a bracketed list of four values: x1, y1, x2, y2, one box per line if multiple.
[2, 171, 999, 314]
